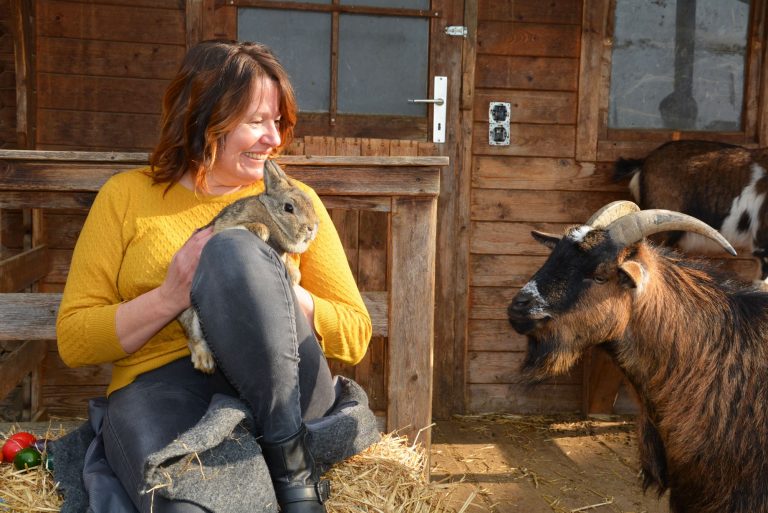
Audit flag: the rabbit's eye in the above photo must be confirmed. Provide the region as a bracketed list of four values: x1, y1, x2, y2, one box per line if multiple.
[284, 203, 295, 214]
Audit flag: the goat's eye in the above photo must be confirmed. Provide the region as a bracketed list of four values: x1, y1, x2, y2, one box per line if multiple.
[284, 203, 294, 214]
[593, 275, 608, 284]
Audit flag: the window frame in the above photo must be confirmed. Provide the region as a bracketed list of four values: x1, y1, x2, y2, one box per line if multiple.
[210, 0, 441, 140]
[576, 0, 768, 162]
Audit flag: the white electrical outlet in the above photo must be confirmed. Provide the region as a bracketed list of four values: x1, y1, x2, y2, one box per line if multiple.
[488, 102, 510, 146]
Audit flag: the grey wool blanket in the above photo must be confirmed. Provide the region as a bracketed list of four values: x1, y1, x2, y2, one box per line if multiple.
[49, 376, 381, 513]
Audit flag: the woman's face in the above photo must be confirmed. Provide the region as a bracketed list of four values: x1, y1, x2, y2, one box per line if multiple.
[209, 78, 282, 191]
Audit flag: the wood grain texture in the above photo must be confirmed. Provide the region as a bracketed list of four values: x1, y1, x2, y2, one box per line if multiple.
[387, 197, 437, 446]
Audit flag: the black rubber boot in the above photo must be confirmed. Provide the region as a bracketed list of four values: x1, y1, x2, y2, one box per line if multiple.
[261, 425, 331, 512]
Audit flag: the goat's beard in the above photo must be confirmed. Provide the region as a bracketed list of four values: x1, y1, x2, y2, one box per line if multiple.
[521, 334, 583, 383]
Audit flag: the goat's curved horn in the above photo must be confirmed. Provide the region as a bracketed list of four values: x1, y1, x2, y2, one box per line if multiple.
[587, 201, 641, 228]
[606, 210, 737, 256]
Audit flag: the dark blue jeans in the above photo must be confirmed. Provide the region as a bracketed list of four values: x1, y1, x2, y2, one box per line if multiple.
[101, 230, 336, 512]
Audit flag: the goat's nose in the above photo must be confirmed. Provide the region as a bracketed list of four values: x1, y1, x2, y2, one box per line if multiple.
[510, 291, 533, 312]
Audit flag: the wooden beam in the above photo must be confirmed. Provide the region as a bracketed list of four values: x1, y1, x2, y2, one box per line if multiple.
[575, 0, 609, 161]
[186, 0, 205, 50]
[387, 196, 437, 447]
[447, 0, 478, 417]
[0, 293, 60, 341]
[0, 245, 49, 292]
[10, 0, 35, 149]
[216, 0, 440, 18]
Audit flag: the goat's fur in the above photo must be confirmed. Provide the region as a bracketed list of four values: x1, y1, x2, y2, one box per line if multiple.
[615, 140, 768, 283]
[508, 225, 768, 513]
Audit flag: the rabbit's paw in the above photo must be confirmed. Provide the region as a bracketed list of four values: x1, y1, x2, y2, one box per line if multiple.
[189, 339, 217, 374]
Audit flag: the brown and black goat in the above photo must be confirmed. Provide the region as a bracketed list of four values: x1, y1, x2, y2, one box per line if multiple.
[615, 139, 768, 285]
[507, 201, 768, 513]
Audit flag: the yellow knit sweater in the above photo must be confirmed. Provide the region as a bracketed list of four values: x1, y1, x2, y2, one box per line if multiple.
[56, 167, 372, 395]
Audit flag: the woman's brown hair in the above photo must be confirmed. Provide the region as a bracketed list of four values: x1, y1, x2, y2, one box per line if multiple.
[149, 40, 297, 191]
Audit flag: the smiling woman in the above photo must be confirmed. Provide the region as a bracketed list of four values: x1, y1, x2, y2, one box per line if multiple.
[55, 39, 373, 513]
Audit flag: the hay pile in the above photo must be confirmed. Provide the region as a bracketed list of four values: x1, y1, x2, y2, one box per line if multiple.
[0, 426, 472, 513]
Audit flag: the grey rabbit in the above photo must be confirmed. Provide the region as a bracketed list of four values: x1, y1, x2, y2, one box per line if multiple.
[179, 159, 319, 373]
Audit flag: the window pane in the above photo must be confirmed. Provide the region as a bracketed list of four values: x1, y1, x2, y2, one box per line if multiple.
[609, 0, 749, 131]
[238, 9, 331, 113]
[340, 0, 429, 8]
[338, 14, 428, 116]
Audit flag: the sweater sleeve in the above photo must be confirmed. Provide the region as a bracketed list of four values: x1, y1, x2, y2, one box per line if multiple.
[298, 188, 372, 365]
[56, 176, 130, 367]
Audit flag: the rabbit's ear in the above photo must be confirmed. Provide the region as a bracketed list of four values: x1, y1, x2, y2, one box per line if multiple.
[264, 159, 291, 191]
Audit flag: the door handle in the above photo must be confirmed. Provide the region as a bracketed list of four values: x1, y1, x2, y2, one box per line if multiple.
[408, 98, 445, 106]
[407, 76, 447, 143]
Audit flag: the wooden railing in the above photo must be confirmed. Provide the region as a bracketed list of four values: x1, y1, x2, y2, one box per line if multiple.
[0, 150, 445, 449]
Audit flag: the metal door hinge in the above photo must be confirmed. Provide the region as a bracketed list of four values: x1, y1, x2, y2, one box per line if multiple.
[445, 26, 467, 38]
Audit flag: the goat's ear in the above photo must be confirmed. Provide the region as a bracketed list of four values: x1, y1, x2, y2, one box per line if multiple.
[531, 230, 560, 250]
[618, 260, 646, 290]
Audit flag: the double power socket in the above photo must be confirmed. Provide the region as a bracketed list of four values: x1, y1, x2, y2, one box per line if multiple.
[488, 101, 511, 146]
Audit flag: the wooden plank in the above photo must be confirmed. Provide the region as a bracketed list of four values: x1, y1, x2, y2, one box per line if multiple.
[439, 0, 477, 421]
[37, 73, 168, 114]
[0, 163, 442, 197]
[478, 0, 581, 24]
[468, 383, 582, 413]
[44, 0, 181, 10]
[0, 293, 59, 340]
[10, 0, 34, 149]
[0, 341, 46, 400]
[37, 110, 161, 150]
[477, 21, 580, 58]
[43, 352, 110, 387]
[468, 319, 527, 352]
[471, 189, 627, 222]
[470, 221, 572, 255]
[41, 384, 103, 418]
[320, 196, 391, 212]
[575, 0, 609, 161]
[0, 245, 48, 292]
[387, 196, 437, 446]
[0, 191, 97, 210]
[36, 37, 185, 79]
[473, 89, 576, 125]
[470, 254, 546, 287]
[469, 286, 516, 321]
[469, 352, 581, 385]
[472, 122, 576, 157]
[596, 139, 674, 163]
[186, 0, 204, 49]
[476, 54, 578, 91]
[472, 156, 623, 191]
[38, 1, 184, 44]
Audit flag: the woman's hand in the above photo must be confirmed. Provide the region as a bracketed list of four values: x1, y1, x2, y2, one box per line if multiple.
[158, 226, 216, 311]
[116, 227, 215, 354]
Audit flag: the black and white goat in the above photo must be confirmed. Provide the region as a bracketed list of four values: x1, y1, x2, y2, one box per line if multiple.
[615, 140, 768, 284]
[507, 200, 768, 513]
